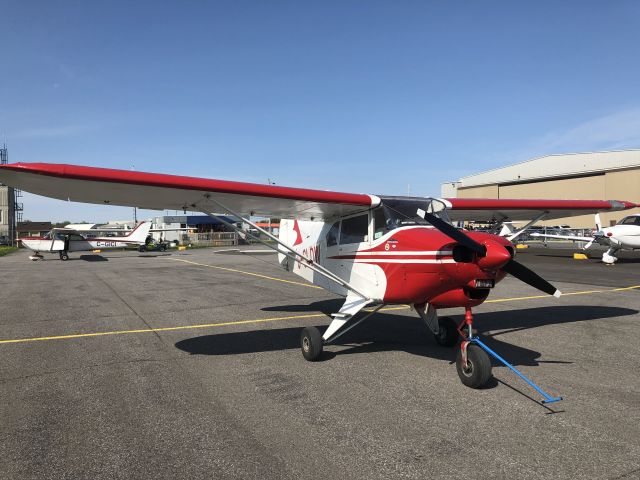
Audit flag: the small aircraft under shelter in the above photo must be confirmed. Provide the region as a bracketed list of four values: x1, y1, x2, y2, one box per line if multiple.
[531, 213, 640, 264]
[20, 221, 153, 260]
[0, 163, 636, 402]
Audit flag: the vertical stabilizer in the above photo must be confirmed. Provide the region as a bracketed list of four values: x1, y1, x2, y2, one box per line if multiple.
[125, 222, 152, 244]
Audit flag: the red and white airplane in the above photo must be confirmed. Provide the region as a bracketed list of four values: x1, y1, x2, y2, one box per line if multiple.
[531, 214, 640, 264]
[0, 163, 636, 399]
[20, 221, 152, 261]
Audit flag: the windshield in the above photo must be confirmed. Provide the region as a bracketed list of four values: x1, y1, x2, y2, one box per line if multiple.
[619, 216, 640, 226]
[378, 197, 451, 230]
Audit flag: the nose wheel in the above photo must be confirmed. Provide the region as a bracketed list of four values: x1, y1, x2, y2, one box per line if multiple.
[456, 308, 493, 388]
[456, 342, 492, 388]
[59, 251, 69, 261]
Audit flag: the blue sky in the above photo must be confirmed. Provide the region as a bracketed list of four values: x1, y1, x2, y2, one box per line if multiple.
[2, 1, 640, 222]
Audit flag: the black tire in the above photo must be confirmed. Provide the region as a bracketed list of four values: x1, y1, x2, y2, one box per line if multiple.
[138, 246, 146, 252]
[434, 316, 459, 347]
[60, 253, 69, 261]
[456, 344, 492, 388]
[300, 326, 323, 361]
[160, 245, 166, 252]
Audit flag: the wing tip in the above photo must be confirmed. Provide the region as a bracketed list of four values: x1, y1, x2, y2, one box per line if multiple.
[553, 290, 562, 298]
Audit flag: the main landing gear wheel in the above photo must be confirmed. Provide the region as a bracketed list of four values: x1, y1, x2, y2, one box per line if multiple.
[59, 252, 69, 261]
[456, 344, 492, 388]
[300, 326, 323, 361]
[433, 316, 459, 347]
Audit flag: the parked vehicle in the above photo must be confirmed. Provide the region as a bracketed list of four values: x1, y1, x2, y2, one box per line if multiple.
[138, 241, 169, 252]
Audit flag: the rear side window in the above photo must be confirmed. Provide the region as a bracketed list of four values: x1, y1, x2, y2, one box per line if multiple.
[326, 221, 340, 247]
[340, 214, 369, 244]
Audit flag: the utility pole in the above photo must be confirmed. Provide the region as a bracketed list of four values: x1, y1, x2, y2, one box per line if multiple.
[131, 165, 137, 224]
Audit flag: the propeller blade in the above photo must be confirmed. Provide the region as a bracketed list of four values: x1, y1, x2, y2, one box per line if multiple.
[502, 259, 561, 297]
[420, 211, 487, 256]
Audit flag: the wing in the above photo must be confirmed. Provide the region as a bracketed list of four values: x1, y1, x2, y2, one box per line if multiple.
[0, 163, 376, 220]
[1, 163, 635, 222]
[441, 198, 636, 222]
[529, 232, 594, 242]
[50, 227, 80, 234]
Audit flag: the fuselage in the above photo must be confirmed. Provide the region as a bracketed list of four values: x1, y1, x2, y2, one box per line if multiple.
[600, 215, 640, 249]
[21, 236, 142, 253]
[279, 216, 512, 309]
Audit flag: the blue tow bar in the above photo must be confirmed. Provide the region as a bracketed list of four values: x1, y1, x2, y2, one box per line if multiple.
[470, 336, 563, 404]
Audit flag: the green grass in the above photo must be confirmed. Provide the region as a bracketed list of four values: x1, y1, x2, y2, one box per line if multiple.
[0, 246, 18, 257]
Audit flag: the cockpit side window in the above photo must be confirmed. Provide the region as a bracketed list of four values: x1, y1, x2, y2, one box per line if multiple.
[326, 221, 340, 247]
[373, 207, 390, 240]
[620, 216, 640, 226]
[340, 214, 369, 245]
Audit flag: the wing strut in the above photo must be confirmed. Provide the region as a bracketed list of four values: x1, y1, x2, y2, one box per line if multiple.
[505, 211, 548, 242]
[199, 198, 372, 301]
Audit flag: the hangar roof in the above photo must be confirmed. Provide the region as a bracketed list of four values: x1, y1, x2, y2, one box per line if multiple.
[451, 149, 640, 189]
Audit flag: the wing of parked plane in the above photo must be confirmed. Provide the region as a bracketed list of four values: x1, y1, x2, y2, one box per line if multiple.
[529, 232, 594, 242]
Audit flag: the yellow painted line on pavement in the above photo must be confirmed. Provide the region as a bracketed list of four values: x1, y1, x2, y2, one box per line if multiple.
[485, 285, 640, 304]
[0, 306, 408, 345]
[0, 276, 637, 346]
[167, 257, 322, 289]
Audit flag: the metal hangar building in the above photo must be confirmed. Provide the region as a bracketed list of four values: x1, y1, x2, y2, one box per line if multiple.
[441, 149, 640, 227]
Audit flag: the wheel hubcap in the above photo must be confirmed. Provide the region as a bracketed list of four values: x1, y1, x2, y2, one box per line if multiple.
[302, 337, 310, 353]
[462, 360, 473, 376]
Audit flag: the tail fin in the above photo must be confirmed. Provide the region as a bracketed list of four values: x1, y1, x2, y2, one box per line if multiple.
[125, 222, 152, 244]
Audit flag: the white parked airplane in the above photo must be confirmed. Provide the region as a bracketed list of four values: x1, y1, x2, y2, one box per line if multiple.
[21, 221, 152, 261]
[530, 214, 640, 264]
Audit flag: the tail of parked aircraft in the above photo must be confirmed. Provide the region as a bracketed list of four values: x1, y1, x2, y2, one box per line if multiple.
[125, 221, 152, 244]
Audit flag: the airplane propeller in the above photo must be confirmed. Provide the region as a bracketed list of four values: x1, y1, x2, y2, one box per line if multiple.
[420, 210, 561, 297]
[420, 210, 487, 256]
[501, 258, 561, 297]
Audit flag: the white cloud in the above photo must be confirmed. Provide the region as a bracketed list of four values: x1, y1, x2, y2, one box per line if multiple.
[482, 109, 640, 171]
[536, 109, 640, 153]
[530, 109, 640, 156]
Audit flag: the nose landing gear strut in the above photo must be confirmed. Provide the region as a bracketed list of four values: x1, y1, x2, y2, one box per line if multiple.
[457, 307, 563, 404]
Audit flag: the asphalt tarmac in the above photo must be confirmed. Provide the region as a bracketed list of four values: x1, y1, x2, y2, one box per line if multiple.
[1, 246, 639, 480]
